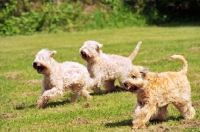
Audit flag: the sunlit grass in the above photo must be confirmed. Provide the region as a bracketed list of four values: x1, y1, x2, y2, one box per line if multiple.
[0, 26, 200, 131]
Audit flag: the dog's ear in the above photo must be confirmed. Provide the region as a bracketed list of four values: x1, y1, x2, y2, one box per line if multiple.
[50, 51, 57, 57]
[96, 43, 103, 53]
[140, 68, 149, 74]
[97, 43, 103, 48]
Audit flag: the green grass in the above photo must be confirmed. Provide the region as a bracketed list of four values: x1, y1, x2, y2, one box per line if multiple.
[0, 27, 200, 132]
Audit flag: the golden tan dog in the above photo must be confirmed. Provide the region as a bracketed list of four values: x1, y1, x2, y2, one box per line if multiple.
[123, 55, 195, 129]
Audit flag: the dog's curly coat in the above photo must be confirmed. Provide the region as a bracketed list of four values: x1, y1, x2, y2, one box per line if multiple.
[124, 55, 195, 129]
[33, 49, 92, 108]
[79, 40, 142, 93]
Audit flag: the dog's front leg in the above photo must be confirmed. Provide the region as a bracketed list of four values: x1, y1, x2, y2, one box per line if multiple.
[132, 103, 156, 129]
[104, 80, 115, 93]
[37, 87, 63, 108]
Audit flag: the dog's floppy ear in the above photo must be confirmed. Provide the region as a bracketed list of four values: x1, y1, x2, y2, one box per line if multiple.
[50, 51, 57, 57]
[95, 43, 103, 53]
[97, 43, 103, 48]
[140, 68, 149, 74]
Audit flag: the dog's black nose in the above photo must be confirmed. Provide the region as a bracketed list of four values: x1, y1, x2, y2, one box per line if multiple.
[124, 82, 128, 87]
[80, 51, 87, 58]
[81, 51, 84, 55]
[33, 62, 37, 67]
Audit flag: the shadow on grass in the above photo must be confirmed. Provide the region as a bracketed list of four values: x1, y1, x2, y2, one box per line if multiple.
[105, 119, 132, 128]
[158, 21, 200, 27]
[25, 99, 70, 109]
[105, 116, 184, 128]
[166, 116, 184, 121]
[90, 85, 128, 96]
[46, 99, 70, 108]
[90, 91, 105, 96]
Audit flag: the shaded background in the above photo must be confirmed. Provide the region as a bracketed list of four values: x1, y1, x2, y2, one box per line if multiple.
[0, 0, 200, 35]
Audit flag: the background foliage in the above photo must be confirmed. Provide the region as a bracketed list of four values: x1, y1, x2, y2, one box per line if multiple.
[125, 0, 200, 24]
[0, 0, 200, 35]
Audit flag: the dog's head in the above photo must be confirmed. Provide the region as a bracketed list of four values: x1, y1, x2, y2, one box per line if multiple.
[32, 49, 57, 74]
[123, 66, 148, 93]
[79, 40, 103, 61]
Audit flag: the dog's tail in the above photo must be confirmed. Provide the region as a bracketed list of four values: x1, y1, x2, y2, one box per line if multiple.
[128, 41, 142, 61]
[170, 55, 188, 74]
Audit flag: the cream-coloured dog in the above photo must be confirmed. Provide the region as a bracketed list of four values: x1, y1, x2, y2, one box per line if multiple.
[123, 55, 195, 129]
[79, 40, 142, 93]
[33, 49, 92, 108]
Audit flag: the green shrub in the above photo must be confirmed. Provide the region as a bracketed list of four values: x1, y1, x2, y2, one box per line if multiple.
[81, 0, 145, 30]
[1, 0, 199, 35]
[85, 9, 145, 29]
[0, 0, 146, 35]
[0, 0, 82, 35]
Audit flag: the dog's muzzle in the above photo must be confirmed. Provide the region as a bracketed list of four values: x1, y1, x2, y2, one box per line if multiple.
[33, 62, 45, 73]
[124, 82, 138, 92]
[33, 62, 37, 68]
[80, 51, 87, 59]
[128, 86, 138, 92]
[124, 82, 128, 87]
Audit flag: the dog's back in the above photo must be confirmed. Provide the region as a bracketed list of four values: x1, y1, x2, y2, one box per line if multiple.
[61, 62, 90, 87]
[143, 55, 191, 106]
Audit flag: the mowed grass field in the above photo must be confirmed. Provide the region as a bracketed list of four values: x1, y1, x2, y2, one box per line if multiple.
[0, 27, 200, 132]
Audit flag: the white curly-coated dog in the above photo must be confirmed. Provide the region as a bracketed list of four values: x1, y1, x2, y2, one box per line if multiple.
[79, 40, 142, 93]
[33, 49, 92, 108]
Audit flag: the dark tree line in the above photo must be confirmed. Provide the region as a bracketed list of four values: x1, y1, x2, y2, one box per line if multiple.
[125, 0, 200, 24]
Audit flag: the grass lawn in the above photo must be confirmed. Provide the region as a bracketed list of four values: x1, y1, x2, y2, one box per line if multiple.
[0, 27, 200, 132]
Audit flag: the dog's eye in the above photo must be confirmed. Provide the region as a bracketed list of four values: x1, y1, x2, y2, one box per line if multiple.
[132, 75, 136, 79]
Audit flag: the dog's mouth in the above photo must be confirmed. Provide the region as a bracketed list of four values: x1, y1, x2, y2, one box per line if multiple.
[128, 86, 139, 92]
[36, 66, 45, 73]
[33, 62, 45, 73]
[80, 51, 88, 59]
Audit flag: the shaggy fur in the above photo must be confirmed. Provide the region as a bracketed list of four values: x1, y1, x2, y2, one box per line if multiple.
[79, 40, 142, 93]
[33, 49, 92, 108]
[123, 55, 195, 129]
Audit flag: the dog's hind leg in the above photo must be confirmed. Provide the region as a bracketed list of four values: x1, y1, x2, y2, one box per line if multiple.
[173, 101, 195, 119]
[103, 80, 115, 93]
[152, 105, 168, 121]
